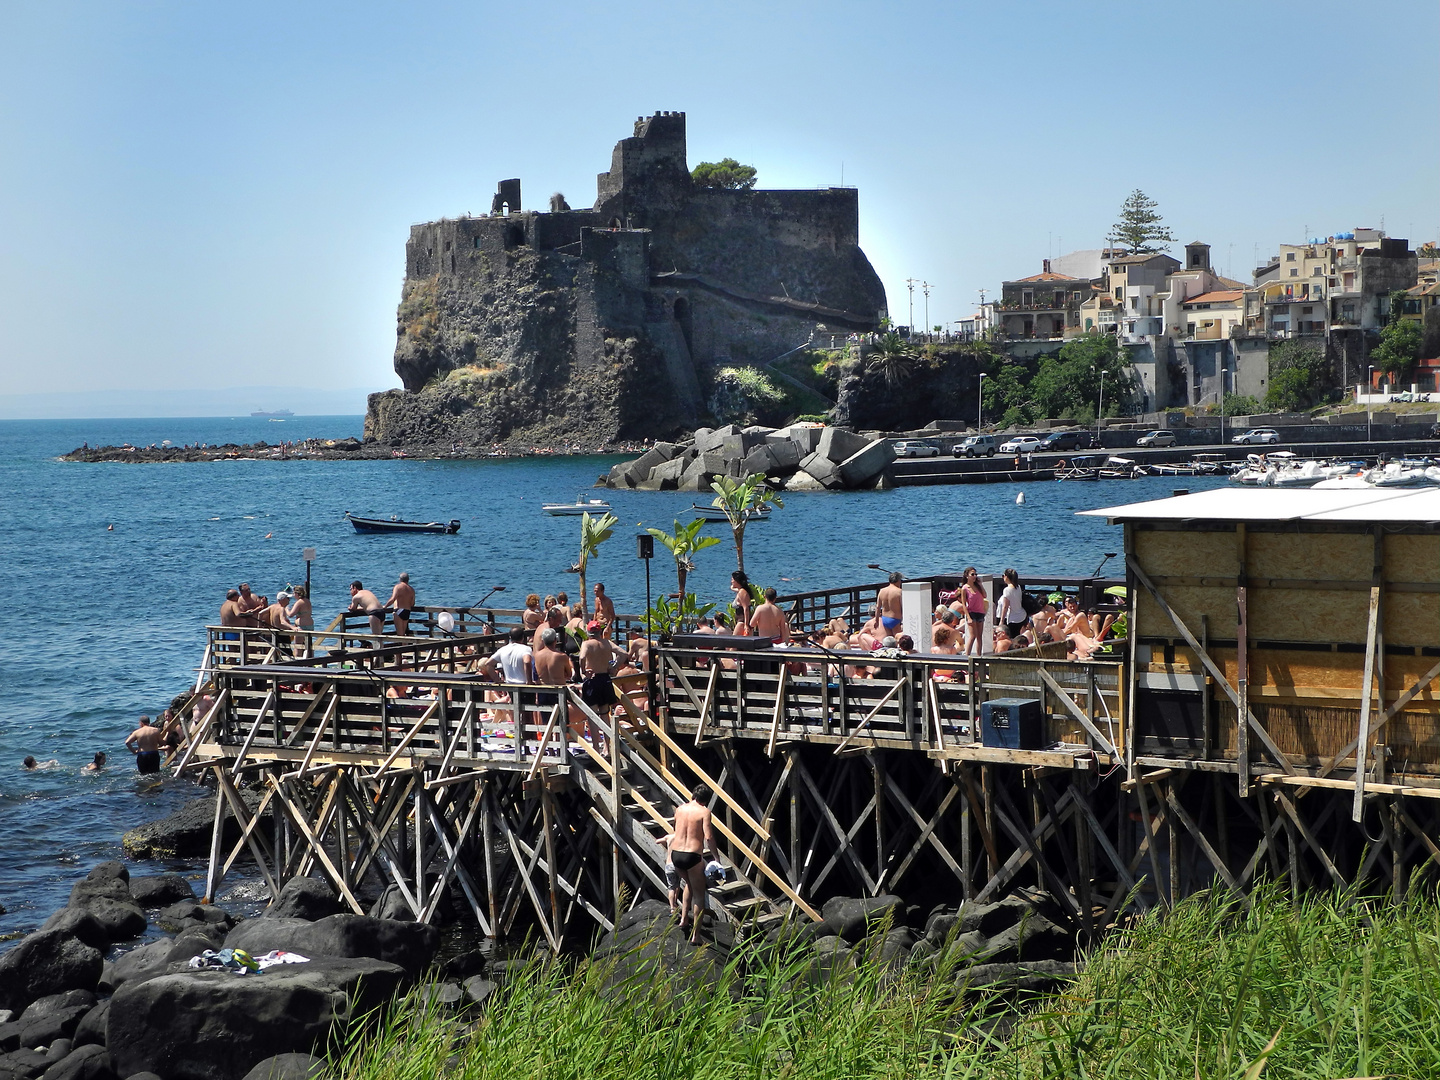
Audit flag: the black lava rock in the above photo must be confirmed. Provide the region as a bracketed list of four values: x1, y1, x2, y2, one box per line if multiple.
[70, 1003, 108, 1050]
[265, 880, 339, 923]
[223, 915, 439, 980]
[35, 1043, 114, 1080]
[238, 1055, 324, 1080]
[0, 932, 104, 1014]
[107, 958, 407, 1080]
[820, 894, 903, 943]
[127, 876, 195, 909]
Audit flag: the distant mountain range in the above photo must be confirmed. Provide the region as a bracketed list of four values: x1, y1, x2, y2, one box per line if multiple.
[0, 385, 388, 420]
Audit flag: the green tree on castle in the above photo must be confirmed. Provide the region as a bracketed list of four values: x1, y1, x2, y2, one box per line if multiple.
[691, 158, 758, 190]
[1108, 190, 1177, 254]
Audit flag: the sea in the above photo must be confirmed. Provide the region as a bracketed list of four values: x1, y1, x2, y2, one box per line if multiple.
[0, 415, 1226, 937]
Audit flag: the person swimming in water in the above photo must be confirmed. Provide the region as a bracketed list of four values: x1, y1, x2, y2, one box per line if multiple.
[81, 752, 107, 773]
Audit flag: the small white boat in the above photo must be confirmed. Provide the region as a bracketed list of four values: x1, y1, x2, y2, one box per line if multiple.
[1370, 460, 1438, 488]
[543, 494, 614, 516]
[689, 503, 771, 522]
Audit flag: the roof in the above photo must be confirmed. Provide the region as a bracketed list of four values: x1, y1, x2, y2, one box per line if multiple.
[1078, 487, 1440, 526]
[1110, 253, 1178, 265]
[1011, 271, 1079, 283]
[1214, 275, 1248, 290]
[1182, 290, 1243, 306]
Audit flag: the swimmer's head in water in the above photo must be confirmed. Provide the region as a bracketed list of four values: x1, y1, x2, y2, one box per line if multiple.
[23, 756, 37, 769]
[92, 752, 106, 767]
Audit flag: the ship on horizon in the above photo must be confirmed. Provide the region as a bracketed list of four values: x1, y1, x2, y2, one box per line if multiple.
[251, 408, 295, 418]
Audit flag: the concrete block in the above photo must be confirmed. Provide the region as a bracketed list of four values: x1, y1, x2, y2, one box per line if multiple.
[627, 447, 668, 478]
[765, 438, 801, 472]
[1164, 411, 1186, 429]
[774, 426, 823, 455]
[742, 425, 775, 441]
[700, 452, 730, 476]
[691, 427, 715, 451]
[652, 441, 681, 461]
[679, 458, 711, 491]
[798, 451, 843, 488]
[816, 427, 869, 464]
[836, 439, 897, 488]
[696, 425, 737, 454]
[1370, 411, 1397, 425]
[651, 457, 688, 483]
[1326, 412, 1365, 425]
[606, 462, 638, 488]
[741, 445, 777, 477]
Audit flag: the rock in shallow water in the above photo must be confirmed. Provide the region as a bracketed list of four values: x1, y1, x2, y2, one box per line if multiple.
[265, 879, 339, 923]
[0, 931, 104, 1015]
[127, 875, 196, 909]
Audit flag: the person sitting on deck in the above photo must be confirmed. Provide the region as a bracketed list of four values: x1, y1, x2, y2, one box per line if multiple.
[348, 581, 385, 635]
[992, 624, 1016, 653]
[124, 716, 165, 774]
[387, 572, 416, 636]
[931, 624, 959, 680]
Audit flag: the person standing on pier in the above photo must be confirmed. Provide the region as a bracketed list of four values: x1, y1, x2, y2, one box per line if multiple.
[235, 583, 265, 625]
[877, 572, 905, 637]
[348, 581, 385, 635]
[669, 783, 716, 945]
[592, 582, 616, 626]
[387, 572, 416, 636]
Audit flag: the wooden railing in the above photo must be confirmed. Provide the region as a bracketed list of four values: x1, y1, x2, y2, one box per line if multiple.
[655, 642, 1125, 762]
[334, 606, 646, 640]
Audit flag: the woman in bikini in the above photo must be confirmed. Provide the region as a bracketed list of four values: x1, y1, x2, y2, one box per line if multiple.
[730, 571, 752, 635]
[959, 567, 987, 655]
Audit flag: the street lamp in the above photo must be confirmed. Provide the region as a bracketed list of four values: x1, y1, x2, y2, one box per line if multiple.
[1093, 367, 1108, 447]
[977, 371, 987, 432]
[1367, 365, 1375, 444]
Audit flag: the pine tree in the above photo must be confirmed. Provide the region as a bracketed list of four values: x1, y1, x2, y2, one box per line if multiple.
[1108, 190, 1177, 254]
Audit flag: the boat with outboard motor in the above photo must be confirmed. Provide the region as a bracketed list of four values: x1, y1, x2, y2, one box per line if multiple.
[346, 513, 461, 534]
[542, 494, 614, 516]
[689, 503, 771, 522]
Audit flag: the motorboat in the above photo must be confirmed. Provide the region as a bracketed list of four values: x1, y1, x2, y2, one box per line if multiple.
[1191, 453, 1226, 476]
[1054, 455, 1102, 481]
[689, 503, 771, 522]
[1097, 456, 1145, 479]
[346, 513, 461, 534]
[543, 494, 614, 516]
[1230, 454, 1358, 488]
[1370, 460, 1440, 487]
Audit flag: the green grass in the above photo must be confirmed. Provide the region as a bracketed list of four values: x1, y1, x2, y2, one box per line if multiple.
[329, 888, 1440, 1080]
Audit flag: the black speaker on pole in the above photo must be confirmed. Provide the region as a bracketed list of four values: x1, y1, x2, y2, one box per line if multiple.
[636, 533, 654, 559]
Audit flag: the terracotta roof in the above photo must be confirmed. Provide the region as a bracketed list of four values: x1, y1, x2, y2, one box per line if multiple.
[1182, 290, 1243, 306]
[1213, 275, 1248, 290]
[1011, 271, 1079, 282]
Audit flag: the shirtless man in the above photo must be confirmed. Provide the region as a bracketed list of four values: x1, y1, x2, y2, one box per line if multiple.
[592, 583, 616, 626]
[219, 589, 243, 627]
[262, 593, 294, 630]
[668, 783, 715, 944]
[349, 581, 385, 635]
[235, 583, 266, 626]
[532, 628, 573, 685]
[387, 572, 416, 636]
[626, 629, 650, 671]
[876, 572, 905, 639]
[124, 716, 165, 774]
[750, 587, 791, 643]
[577, 624, 622, 716]
[532, 606, 566, 652]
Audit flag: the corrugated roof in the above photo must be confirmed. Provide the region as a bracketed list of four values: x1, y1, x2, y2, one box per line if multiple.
[1110, 253, 1177, 265]
[1182, 290, 1244, 306]
[1214, 275, 1248, 290]
[1011, 271, 1079, 282]
[1078, 487, 1440, 525]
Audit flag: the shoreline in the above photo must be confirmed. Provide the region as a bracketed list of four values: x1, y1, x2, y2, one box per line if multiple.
[59, 439, 644, 463]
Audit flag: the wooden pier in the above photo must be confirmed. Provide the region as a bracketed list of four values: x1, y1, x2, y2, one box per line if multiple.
[176, 491, 1440, 946]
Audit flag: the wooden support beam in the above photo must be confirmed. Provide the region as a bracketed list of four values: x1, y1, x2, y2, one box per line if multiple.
[1272, 789, 1346, 890]
[766, 665, 789, 758]
[1320, 657, 1440, 779]
[1165, 784, 1242, 896]
[1127, 554, 1295, 775]
[1133, 775, 1170, 911]
[1353, 582, 1383, 822]
[833, 680, 905, 754]
[956, 763, 1000, 879]
[176, 690, 229, 775]
[266, 775, 366, 914]
[1038, 668, 1116, 757]
[879, 772, 966, 887]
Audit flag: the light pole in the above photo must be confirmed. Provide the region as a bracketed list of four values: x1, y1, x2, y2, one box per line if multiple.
[1367, 364, 1375, 444]
[1219, 360, 1227, 446]
[977, 371, 987, 432]
[1094, 367, 1108, 448]
[922, 281, 931, 342]
[905, 278, 918, 336]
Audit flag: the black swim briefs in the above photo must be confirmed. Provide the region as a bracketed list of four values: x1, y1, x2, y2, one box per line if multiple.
[581, 670, 617, 707]
[671, 850, 702, 872]
[136, 750, 161, 774]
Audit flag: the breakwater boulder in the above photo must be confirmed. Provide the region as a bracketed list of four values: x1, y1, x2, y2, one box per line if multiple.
[602, 424, 895, 492]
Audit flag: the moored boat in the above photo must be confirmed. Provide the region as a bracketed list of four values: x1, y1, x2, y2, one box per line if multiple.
[346, 513, 461, 534]
[689, 503, 771, 522]
[543, 494, 614, 516]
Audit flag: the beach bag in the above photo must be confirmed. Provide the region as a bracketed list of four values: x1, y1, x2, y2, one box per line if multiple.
[1020, 591, 1043, 617]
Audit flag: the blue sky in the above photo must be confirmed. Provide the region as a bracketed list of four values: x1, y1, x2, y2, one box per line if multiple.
[1, 0, 1436, 407]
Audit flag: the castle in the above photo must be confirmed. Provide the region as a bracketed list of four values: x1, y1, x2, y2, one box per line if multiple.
[366, 112, 887, 448]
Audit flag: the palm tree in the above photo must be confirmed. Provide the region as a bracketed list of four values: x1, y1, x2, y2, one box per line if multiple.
[709, 473, 783, 574]
[867, 332, 917, 385]
[645, 518, 721, 613]
[577, 511, 617, 619]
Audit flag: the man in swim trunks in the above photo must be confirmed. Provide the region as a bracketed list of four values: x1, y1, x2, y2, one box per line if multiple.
[219, 589, 244, 628]
[592, 583, 616, 626]
[877, 572, 905, 636]
[578, 624, 622, 711]
[387, 572, 416, 636]
[349, 581, 385, 635]
[235, 583, 266, 626]
[124, 715, 165, 774]
[750, 587, 791, 643]
[668, 783, 716, 944]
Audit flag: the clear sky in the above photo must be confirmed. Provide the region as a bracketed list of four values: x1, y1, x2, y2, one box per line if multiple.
[2, 0, 1436, 408]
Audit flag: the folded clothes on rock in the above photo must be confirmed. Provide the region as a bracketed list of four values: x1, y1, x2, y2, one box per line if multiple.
[188, 947, 260, 974]
[255, 949, 310, 970]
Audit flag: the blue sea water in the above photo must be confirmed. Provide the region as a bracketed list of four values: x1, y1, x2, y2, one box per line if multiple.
[0, 415, 1226, 935]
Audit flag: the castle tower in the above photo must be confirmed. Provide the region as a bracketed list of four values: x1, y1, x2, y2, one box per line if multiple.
[595, 111, 690, 223]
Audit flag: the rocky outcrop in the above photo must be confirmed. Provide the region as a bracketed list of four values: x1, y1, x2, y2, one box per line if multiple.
[366, 112, 886, 453]
[601, 424, 895, 492]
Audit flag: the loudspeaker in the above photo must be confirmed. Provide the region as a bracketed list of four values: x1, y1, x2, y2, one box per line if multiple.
[980, 697, 1044, 750]
[636, 533, 654, 559]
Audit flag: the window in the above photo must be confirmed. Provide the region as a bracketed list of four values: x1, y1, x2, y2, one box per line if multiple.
[1187, 322, 1196, 336]
[1129, 296, 1139, 310]
[1301, 306, 1313, 314]
[1053, 292, 1066, 307]
[1286, 252, 1296, 261]
[1290, 268, 1299, 277]
[1072, 291, 1083, 303]
[1022, 289, 1033, 306]
[1312, 267, 1322, 276]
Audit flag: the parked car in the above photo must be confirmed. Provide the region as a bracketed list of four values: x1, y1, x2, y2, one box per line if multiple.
[1231, 428, 1280, 445]
[952, 434, 998, 458]
[998, 435, 1043, 454]
[892, 440, 940, 458]
[1136, 430, 1177, 447]
[1038, 429, 1096, 452]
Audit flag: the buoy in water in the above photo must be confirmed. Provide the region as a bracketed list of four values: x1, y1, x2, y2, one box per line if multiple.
[107, 524, 114, 531]
[1016, 492, 1026, 505]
